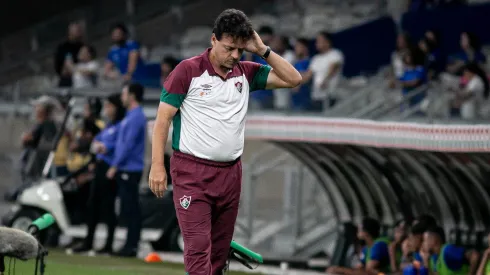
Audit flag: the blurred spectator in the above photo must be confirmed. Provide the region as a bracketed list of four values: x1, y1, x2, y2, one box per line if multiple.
[55, 22, 84, 87]
[72, 93, 126, 254]
[291, 38, 312, 111]
[66, 97, 105, 173]
[476, 231, 490, 275]
[389, 219, 410, 272]
[327, 217, 390, 274]
[63, 45, 99, 89]
[104, 23, 146, 83]
[248, 25, 275, 110]
[53, 96, 72, 177]
[271, 36, 295, 110]
[419, 38, 444, 79]
[391, 47, 427, 107]
[392, 33, 413, 79]
[447, 32, 486, 75]
[160, 56, 179, 87]
[303, 32, 344, 112]
[108, 83, 147, 257]
[20, 96, 58, 176]
[450, 62, 489, 119]
[419, 226, 479, 275]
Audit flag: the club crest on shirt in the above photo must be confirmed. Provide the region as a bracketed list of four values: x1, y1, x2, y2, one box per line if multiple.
[179, 195, 191, 209]
[235, 81, 243, 93]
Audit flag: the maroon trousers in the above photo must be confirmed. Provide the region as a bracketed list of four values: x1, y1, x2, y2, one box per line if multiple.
[170, 151, 242, 275]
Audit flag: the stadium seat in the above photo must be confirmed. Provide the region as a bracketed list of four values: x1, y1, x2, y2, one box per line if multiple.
[276, 13, 302, 36]
[147, 46, 180, 63]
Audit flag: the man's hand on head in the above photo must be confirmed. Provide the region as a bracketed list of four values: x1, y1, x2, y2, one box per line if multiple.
[245, 31, 268, 56]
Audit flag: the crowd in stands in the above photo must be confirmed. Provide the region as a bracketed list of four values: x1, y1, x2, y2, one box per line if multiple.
[388, 29, 489, 119]
[326, 214, 490, 275]
[52, 16, 489, 119]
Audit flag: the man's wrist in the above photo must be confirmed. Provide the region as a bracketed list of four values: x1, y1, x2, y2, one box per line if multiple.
[257, 45, 268, 57]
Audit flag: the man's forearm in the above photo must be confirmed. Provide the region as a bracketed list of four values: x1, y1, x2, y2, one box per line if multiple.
[261, 47, 302, 86]
[151, 118, 171, 166]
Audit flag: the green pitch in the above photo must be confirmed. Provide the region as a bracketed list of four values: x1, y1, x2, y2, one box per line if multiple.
[8, 250, 262, 275]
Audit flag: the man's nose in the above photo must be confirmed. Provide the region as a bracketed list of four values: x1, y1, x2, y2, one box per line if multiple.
[231, 49, 240, 60]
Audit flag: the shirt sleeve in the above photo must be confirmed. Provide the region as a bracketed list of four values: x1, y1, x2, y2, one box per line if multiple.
[241, 61, 271, 92]
[443, 244, 466, 271]
[160, 61, 191, 108]
[370, 241, 389, 262]
[127, 40, 140, 52]
[106, 49, 115, 63]
[331, 50, 345, 65]
[112, 118, 143, 168]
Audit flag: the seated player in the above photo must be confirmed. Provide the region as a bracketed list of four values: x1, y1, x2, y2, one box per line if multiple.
[390, 219, 411, 273]
[477, 231, 490, 275]
[327, 217, 391, 275]
[405, 226, 479, 275]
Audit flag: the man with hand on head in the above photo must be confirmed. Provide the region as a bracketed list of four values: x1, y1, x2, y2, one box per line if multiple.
[149, 8, 301, 275]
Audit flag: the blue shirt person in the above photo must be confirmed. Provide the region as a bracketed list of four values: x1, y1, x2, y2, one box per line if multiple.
[110, 105, 146, 173]
[291, 58, 311, 111]
[93, 122, 120, 165]
[104, 24, 146, 83]
[399, 65, 427, 107]
[107, 83, 147, 256]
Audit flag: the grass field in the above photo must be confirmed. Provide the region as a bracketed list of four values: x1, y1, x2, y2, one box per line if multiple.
[7, 250, 261, 275]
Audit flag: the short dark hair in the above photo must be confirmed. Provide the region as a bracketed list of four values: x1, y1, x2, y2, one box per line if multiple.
[213, 9, 254, 41]
[84, 44, 97, 59]
[127, 83, 144, 103]
[82, 118, 101, 136]
[361, 217, 380, 239]
[426, 226, 446, 243]
[318, 31, 333, 43]
[106, 93, 126, 122]
[415, 214, 437, 229]
[258, 25, 274, 36]
[296, 37, 310, 48]
[161, 56, 180, 71]
[409, 222, 427, 235]
[112, 23, 128, 35]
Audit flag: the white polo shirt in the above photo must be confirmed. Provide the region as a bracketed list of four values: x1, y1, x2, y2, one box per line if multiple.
[160, 48, 271, 162]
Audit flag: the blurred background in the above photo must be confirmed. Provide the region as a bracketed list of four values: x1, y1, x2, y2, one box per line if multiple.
[1, 0, 490, 274]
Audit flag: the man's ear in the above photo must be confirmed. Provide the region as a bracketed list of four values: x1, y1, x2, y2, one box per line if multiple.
[211, 33, 217, 47]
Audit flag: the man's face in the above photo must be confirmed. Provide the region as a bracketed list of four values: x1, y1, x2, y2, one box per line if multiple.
[112, 28, 125, 44]
[357, 226, 367, 240]
[211, 34, 246, 70]
[408, 233, 423, 250]
[422, 232, 436, 253]
[83, 103, 91, 119]
[161, 63, 172, 78]
[78, 46, 90, 62]
[68, 24, 82, 41]
[121, 87, 130, 108]
[34, 105, 46, 121]
[295, 42, 308, 58]
[315, 35, 331, 52]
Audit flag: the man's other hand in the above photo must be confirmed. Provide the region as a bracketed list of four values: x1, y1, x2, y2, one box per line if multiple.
[149, 165, 167, 198]
[106, 166, 117, 179]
